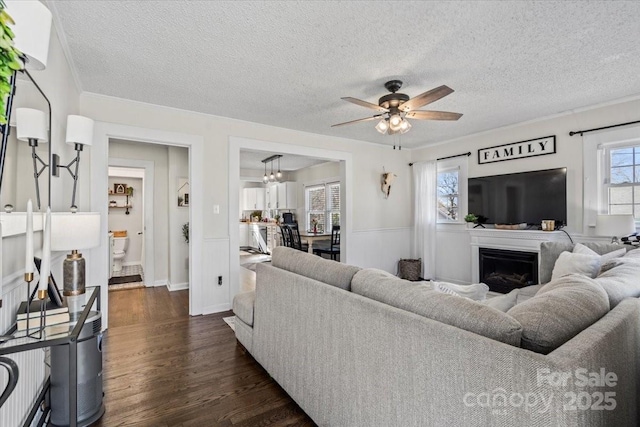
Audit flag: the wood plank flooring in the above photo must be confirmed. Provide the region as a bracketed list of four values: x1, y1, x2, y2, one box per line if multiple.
[94, 287, 314, 426]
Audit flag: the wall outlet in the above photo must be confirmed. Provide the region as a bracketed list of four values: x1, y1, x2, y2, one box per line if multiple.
[218, 276, 222, 286]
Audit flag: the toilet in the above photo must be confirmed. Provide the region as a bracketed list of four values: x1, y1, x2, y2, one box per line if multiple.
[112, 234, 129, 273]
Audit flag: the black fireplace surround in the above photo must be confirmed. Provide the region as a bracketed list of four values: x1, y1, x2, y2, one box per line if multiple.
[479, 248, 538, 294]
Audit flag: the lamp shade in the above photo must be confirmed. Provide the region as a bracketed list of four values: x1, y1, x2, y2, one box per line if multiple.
[596, 214, 636, 237]
[50, 212, 101, 251]
[5, 0, 52, 70]
[66, 115, 94, 146]
[16, 108, 48, 142]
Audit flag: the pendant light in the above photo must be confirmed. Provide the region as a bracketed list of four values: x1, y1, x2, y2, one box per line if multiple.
[269, 160, 275, 182]
[262, 161, 268, 183]
[276, 157, 282, 180]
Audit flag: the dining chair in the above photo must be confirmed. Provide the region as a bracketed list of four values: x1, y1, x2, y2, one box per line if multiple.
[313, 225, 340, 260]
[287, 224, 309, 252]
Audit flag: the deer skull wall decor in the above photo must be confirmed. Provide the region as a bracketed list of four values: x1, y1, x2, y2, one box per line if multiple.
[381, 170, 397, 199]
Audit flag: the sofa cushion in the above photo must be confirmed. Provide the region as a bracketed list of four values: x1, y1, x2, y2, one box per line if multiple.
[516, 283, 543, 304]
[595, 257, 640, 308]
[431, 281, 489, 301]
[351, 269, 523, 346]
[539, 242, 625, 284]
[233, 291, 256, 326]
[507, 274, 609, 354]
[481, 289, 519, 312]
[573, 243, 626, 263]
[271, 246, 360, 290]
[551, 251, 602, 280]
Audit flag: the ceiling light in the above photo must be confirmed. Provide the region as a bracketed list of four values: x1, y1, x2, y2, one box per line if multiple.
[269, 160, 275, 181]
[399, 119, 412, 134]
[389, 114, 402, 127]
[263, 162, 268, 183]
[375, 119, 389, 134]
[276, 157, 282, 179]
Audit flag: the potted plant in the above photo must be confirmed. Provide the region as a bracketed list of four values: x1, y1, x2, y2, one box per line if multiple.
[274, 214, 281, 224]
[311, 218, 319, 233]
[0, 2, 24, 125]
[251, 210, 262, 222]
[182, 222, 189, 243]
[464, 213, 478, 228]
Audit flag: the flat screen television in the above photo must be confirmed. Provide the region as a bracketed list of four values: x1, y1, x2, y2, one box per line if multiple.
[468, 168, 567, 226]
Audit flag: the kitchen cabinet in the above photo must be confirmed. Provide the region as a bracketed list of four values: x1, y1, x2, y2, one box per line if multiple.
[269, 182, 298, 210]
[267, 184, 278, 209]
[243, 188, 266, 211]
[239, 223, 250, 247]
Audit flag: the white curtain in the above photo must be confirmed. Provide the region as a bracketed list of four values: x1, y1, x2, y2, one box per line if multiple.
[413, 161, 437, 280]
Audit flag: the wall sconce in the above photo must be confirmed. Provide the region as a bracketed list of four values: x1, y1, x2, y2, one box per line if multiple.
[16, 108, 94, 210]
[53, 115, 95, 210]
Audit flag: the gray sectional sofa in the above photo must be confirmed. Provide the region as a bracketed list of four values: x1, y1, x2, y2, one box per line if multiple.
[233, 244, 640, 426]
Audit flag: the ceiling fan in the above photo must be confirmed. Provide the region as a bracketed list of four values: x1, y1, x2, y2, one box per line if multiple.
[332, 80, 462, 135]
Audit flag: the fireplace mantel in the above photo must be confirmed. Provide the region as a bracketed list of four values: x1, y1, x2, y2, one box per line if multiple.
[469, 228, 570, 283]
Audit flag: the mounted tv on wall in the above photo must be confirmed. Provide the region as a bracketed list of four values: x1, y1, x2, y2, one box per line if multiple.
[468, 168, 567, 226]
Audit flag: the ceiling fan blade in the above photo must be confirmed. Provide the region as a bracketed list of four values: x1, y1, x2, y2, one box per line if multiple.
[399, 85, 454, 112]
[331, 115, 381, 128]
[341, 97, 389, 112]
[405, 110, 463, 121]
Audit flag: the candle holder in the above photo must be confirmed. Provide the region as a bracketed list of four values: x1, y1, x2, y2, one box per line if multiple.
[24, 272, 47, 339]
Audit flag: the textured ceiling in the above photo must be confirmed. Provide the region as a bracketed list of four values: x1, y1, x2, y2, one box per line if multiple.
[50, 1, 640, 148]
[240, 150, 329, 172]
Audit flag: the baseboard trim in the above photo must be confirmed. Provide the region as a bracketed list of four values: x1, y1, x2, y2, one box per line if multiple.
[167, 282, 189, 291]
[122, 261, 142, 267]
[202, 303, 231, 315]
[153, 279, 168, 287]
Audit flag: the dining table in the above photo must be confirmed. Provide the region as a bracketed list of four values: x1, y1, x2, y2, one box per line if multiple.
[299, 231, 331, 254]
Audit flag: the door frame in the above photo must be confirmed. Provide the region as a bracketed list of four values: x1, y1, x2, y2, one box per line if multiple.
[228, 136, 353, 300]
[108, 159, 155, 286]
[89, 122, 204, 329]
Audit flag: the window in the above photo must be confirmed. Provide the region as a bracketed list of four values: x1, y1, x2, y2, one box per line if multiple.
[437, 169, 459, 221]
[305, 182, 340, 233]
[605, 144, 640, 218]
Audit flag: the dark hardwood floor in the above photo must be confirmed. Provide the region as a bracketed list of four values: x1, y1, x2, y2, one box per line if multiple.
[94, 287, 314, 426]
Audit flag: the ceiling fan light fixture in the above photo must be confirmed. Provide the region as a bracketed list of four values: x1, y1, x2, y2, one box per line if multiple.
[375, 119, 389, 134]
[389, 114, 402, 127]
[399, 119, 412, 134]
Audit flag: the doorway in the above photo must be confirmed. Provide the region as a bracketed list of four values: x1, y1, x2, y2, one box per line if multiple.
[229, 136, 353, 302]
[89, 121, 202, 329]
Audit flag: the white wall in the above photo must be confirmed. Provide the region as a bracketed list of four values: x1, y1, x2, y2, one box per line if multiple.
[411, 97, 640, 284]
[108, 140, 170, 284]
[107, 176, 143, 264]
[168, 146, 189, 289]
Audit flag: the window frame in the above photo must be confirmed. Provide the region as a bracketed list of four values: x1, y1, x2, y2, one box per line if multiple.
[304, 180, 341, 233]
[601, 142, 640, 218]
[436, 157, 468, 224]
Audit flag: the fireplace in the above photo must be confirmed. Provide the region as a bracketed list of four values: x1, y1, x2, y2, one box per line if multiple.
[479, 248, 538, 294]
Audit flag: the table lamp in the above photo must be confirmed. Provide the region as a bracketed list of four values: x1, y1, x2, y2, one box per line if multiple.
[596, 214, 636, 243]
[51, 212, 101, 296]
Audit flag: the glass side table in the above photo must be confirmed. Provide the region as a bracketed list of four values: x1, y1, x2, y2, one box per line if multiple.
[0, 286, 101, 427]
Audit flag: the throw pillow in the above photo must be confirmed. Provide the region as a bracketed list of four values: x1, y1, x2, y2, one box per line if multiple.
[551, 251, 601, 280]
[507, 274, 609, 354]
[595, 256, 640, 308]
[431, 281, 489, 301]
[482, 289, 519, 312]
[573, 243, 626, 263]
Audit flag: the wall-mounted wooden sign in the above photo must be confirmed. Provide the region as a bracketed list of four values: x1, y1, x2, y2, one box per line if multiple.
[478, 135, 556, 165]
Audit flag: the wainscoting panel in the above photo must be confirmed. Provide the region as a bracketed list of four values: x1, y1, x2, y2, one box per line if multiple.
[202, 238, 231, 314]
[0, 255, 63, 427]
[348, 227, 412, 274]
[435, 224, 472, 284]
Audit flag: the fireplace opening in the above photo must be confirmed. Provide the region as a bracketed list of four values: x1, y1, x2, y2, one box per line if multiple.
[479, 248, 538, 294]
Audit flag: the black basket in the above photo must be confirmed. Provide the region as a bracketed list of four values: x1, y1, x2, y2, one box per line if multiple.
[398, 258, 422, 281]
